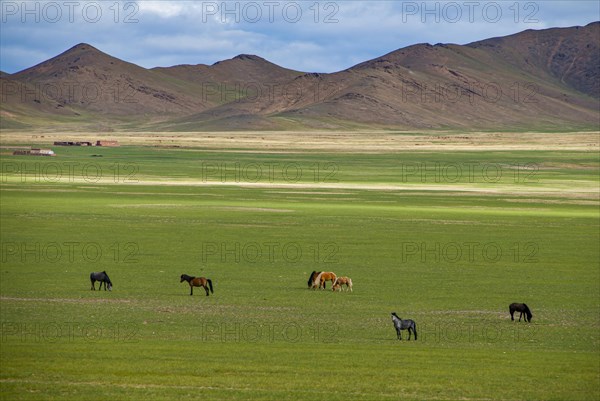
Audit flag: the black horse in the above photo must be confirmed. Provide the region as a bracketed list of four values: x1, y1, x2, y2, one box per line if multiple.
[391, 312, 417, 340]
[509, 303, 532, 322]
[90, 271, 112, 291]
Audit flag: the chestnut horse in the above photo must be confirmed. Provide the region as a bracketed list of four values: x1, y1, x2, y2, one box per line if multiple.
[180, 274, 213, 296]
[332, 276, 353, 292]
[313, 272, 337, 290]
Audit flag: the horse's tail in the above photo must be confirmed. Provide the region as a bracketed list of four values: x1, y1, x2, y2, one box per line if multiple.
[207, 279, 214, 294]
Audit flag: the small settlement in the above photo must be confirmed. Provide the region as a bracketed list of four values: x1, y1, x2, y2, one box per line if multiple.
[54, 140, 120, 147]
[12, 140, 119, 157]
[12, 148, 56, 156]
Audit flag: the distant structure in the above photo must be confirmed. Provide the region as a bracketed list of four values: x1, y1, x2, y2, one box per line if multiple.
[13, 148, 56, 156]
[96, 140, 119, 147]
[54, 141, 93, 146]
[54, 140, 119, 147]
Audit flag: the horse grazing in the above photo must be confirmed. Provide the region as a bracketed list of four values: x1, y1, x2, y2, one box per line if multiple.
[90, 271, 112, 291]
[313, 272, 337, 290]
[332, 276, 353, 292]
[509, 303, 532, 322]
[308, 271, 322, 289]
[180, 274, 213, 296]
[391, 312, 417, 341]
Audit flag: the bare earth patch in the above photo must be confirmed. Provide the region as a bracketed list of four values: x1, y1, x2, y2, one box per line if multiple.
[0, 296, 132, 304]
[1, 130, 598, 152]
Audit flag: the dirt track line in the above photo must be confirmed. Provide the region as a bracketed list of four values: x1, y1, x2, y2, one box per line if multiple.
[0, 296, 131, 304]
[0, 378, 507, 400]
[2, 175, 598, 197]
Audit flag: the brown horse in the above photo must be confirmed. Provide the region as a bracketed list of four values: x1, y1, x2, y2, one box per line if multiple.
[180, 274, 213, 296]
[332, 276, 353, 292]
[313, 272, 337, 290]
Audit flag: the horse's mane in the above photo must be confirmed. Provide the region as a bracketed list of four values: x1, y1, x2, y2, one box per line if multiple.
[307, 271, 319, 287]
[522, 303, 532, 317]
[103, 271, 111, 283]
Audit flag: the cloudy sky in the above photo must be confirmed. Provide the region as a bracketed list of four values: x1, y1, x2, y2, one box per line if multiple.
[1, 1, 598, 74]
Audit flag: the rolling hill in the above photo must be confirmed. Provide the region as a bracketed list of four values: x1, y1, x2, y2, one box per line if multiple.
[1, 22, 598, 131]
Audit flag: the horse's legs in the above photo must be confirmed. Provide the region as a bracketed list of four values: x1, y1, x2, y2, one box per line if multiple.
[190, 285, 193, 296]
[518, 312, 523, 322]
[91, 280, 95, 290]
[204, 285, 209, 296]
[510, 311, 514, 321]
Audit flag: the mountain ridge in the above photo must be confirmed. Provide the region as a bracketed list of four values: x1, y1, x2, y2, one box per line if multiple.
[1, 23, 598, 131]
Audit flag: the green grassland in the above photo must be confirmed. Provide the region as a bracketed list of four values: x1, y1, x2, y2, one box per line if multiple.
[0, 144, 598, 400]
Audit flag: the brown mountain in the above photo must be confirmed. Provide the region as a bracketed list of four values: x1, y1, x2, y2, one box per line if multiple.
[7, 43, 211, 119]
[183, 22, 598, 130]
[468, 22, 599, 98]
[2, 23, 599, 131]
[153, 54, 301, 90]
[150, 54, 302, 110]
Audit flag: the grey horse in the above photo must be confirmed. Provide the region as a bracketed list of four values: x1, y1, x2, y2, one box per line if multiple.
[391, 312, 417, 340]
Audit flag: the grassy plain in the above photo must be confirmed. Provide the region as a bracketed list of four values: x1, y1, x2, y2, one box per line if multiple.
[0, 132, 598, 400]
